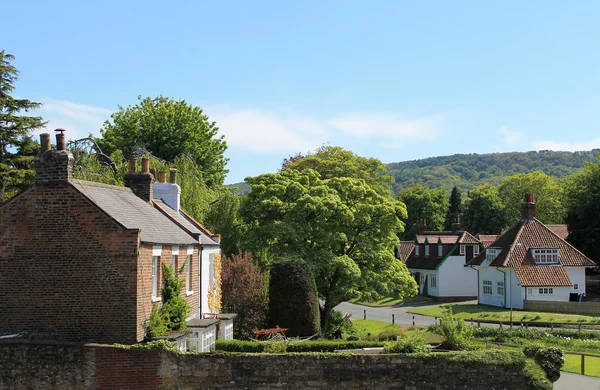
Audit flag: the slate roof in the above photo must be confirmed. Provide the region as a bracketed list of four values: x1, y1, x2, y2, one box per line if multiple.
[468, 218, 594, 287]
[404, 242, 458, 270]
[478, 235, 500, 248]
[72, 180, 197, 245]
[397, 241, 415, 263]
[153, 199, 219, 246]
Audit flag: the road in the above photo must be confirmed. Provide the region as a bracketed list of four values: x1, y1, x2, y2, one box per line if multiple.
[334, 301, 440, 326]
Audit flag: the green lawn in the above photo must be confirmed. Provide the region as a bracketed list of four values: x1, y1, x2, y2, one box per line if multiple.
[408, 303, 600, 323]
[563, 354, 600, 377]
[350, 295, 431, 307]
[349, 319, 400, 338]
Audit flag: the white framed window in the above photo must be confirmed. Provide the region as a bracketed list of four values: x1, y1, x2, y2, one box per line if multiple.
[574, 284, 579, 290]
[474, 245, 480, 256]
[224, 323, 234, 340]
[485, 248, 498, 265]
[172, 255, 177, 272]
[425, 245, 430, 257]
[483, 280, 492, 295]
[532, 248, 560, 264]
[538, 287, 554, 295]
[497, 281, 504, 297]
[186, 255, 192, 293]
[430, 275, 437, 288]
[438, 244, 442, 257]
[420, 273, 425, 285]
[415, 245, 420, 257]
[460, 245, 465, 255]
[202, 328, 216, 352]
[527, 288, 533, 295]
[152, 256, 160, 299]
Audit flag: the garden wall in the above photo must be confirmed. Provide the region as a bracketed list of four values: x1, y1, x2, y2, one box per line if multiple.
[0, 340, 528, 389]
[524, 299, 600, 315]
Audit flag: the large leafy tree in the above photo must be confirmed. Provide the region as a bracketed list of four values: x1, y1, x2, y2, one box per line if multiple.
[563, 158, 600, 262]
[98, 96, 228, 188]
[0, 51, 46, 201]
[397, 184, 448, 239]
[241, 168, 417, 332]
[204, 190, 244, 258]
[497, 171, 565, 224]
[463, 184, 508, 234]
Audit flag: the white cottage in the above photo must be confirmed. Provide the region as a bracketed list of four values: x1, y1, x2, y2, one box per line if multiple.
[468, 194, 594, 309]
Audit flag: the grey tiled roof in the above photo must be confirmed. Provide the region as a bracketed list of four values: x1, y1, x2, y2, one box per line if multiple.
[153, 199, 219, 246]
[72, 180, 197, 245]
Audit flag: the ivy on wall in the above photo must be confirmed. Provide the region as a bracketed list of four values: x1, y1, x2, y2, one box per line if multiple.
[208, 252, 222, 313]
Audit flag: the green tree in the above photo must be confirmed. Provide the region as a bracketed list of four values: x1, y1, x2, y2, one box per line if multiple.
[0, 51, 46, 201]
[444, 185, 463, 230]
[397, 184, 449, 239]
[241, 168, 417, 332]
[98, 95, 228, 188]
[204, 190, 244, 258]
[463, 184, 508, 234]
[563, 158, 600, 262]
[497, 171, 565, 224]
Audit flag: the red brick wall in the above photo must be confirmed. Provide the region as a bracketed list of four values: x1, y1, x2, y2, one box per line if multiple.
[0, 184, 140, 343]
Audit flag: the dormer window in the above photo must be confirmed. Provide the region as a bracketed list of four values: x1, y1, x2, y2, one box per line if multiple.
[415, 245, 420, 257]
[532, 248, 560, 264]
[438, 244, 442, 257]
[483, 248, 499, 266]
[474, 245, 480, 256]
[459, 245, 465, 255]
[425, 245, 430, 257]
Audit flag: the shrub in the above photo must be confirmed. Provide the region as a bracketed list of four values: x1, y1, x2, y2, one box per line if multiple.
[383, 336, 429, 354]
[269, 258, 320, 337]
[323, 310, 354, 339]
[160, 264, 189, 331]
[523, 345, 564, 383]
[372, 328, 404, 341]
[146, 303, 168, 338]
[214, 339, 385, 353]
[436, 307, 473, 349]
[264, 341, 287, 353]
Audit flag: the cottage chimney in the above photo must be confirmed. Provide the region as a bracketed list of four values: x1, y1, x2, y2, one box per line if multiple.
[418, 219, 428, 234]
[154, 168, 181, 212]
[521, 193, 536, 221]
[451, 212, 461, 233]
[124, 157, 154, 202]
[34, 130, 74, 185]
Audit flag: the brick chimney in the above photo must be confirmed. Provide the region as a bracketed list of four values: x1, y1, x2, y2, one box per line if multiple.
[153, 168, 181, 212]
[124, 157, 154, 202]
[418, 219, 428, 234]
[521, 193, 536, 221]
[34, 129, 74, 185]
[451, 212, 461, 233]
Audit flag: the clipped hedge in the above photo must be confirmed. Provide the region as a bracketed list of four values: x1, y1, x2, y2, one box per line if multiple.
[470, 326, 600, 342]
[215, 339, 385, 353]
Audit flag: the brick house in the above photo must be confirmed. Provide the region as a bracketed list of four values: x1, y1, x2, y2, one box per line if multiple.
[468, 194, 595, 309]
[0, 131, 222, 344]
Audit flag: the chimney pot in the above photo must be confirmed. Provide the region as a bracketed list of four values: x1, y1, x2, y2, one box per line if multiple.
[54, 128, 66, 151]
[141, 158, 150, 173]
[40, 133, 51, 151]
[158, 171, 167, 183]
[521, 193, 536, 221]
[128, 158, 137, 173]
[524, 193, 534, 203]
[150, 168, 157, 178]
[169, 169, 178, 184]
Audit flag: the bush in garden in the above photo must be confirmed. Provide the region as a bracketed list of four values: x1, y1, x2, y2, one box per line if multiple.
[323, 310, 354, 339]
[437, 307, 473, 349]
[269, 258, 320, 337]
[383, 335, 429, 354]
[221, 252, 269, 339]
[160, 264, 189, 330]
[523, 345, 564, 383]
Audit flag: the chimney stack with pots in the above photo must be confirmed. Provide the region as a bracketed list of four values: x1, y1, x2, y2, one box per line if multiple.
[124, 157, 154, 202]
[154, 168, 181, 212]
[521, 193, 536, 221]
[34, 129, 74, 184]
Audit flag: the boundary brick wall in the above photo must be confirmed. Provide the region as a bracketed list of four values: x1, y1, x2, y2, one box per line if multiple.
[0, 341, 528, 389]
[0, 185, 140, 343]
[524, 299, 600, 315]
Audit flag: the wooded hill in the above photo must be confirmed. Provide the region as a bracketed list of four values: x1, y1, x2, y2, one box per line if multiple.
[228, 149, 599, 195]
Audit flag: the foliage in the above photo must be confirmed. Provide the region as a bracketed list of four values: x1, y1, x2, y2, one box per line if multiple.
[98, 95, 228, 188]
[563, 156, 600, 262]
[524, 360, 553, 390]
[382, 335, 429, 353]
[207, 252, 222, 313]
[444, 186, 463, 230]
[146, 303, 168, 338]
[397, 184, 448, 239]
[133, 339, 182, 353]
[203, 190, 244, 258]
[263, 341, 288, 353]
[221, 252, 268, 339]
[323, 310, 354, 339]
[463, 183, 509, 234]
[497, 171, 565, 224]
[214, 339, 386, 353]
[523, 345, 565, 382]
[368, 328, 404, 341]
[241, 164, 417, 333]
[269, 258, 321, 337]
[0, 51, 46, 201]
[436, 307, 473, 349]
[410, 350, 525, 370]
[160, 264, 189, 331]
[386, 149, 598, 193]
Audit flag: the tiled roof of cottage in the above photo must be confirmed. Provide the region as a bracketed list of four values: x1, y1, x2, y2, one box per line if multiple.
[397, 241, 415, 263]
[415, 235, 459, 244]
[546, 225, 569, 240]
[468, 218, 594, 287]
[458, 231, 480, 244]
[72, 180, 198, 245]
[478, 235, 500, 248]
[153, 199, 219, 246]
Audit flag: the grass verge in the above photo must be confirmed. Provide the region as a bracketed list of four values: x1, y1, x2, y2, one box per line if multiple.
[350, 295, 430, 307]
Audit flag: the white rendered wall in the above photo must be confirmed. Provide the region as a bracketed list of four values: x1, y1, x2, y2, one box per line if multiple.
[476, 266, 507, 308]
[524, 285, 572, 303]
[438, 256, 478, 297]
[407, 269, 439, 297]
[565, 267, 587, 295]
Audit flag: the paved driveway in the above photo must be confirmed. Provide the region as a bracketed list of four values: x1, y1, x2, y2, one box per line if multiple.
[555, 372, 600, 390]
[334, 301, 442, 326]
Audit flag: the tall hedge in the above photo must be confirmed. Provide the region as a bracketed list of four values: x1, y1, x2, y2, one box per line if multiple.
[269, 259, 320, 337]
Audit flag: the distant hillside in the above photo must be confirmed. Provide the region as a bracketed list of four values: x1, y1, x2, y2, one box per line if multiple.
[388, 150, 599, 193]
[227, 150, 599, 195]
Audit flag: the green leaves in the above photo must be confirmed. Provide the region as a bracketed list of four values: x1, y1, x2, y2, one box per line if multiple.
[463, 183, 508, 235]
[397, 184, 448, 239]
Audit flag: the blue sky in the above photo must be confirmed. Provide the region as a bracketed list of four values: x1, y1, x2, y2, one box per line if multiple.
[5, 1, 600, 183]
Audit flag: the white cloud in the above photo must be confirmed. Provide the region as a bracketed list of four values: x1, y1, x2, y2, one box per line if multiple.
[497, 126, 523, 144]
[328, 114, 438, 142]
[533, 138, 600, 151]
[36, 98, 112, 141]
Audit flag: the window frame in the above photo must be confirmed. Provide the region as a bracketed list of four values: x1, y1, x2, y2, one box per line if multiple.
[430, 274, 437, 288]
[538, 287, 554, 295]
[574, 284, 579, 290]
[474, 245, 480, 256]
[415, 245, 420, 257]
[483, 280, 492, 295]
[532, 248, 560, 264]
[438, 244, 442, 257]
[460, 245, 465, 255]
[497, 281, 504, 297]
[152, 256, 160, 300]
[424, 244, 430, 257]
[186, 255, 193, 294]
